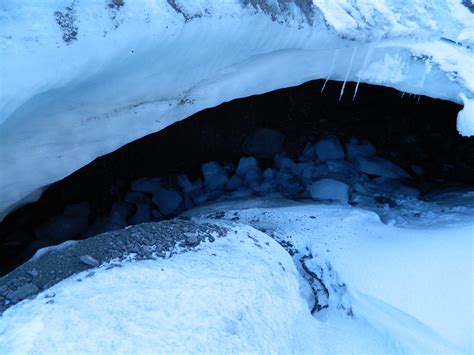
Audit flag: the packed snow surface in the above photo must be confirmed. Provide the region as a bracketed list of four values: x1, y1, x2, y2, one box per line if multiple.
[0, 0, 473, 220]
[1, 197, 472, 354]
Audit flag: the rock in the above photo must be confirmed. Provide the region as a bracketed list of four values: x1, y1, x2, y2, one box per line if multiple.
[79, 255, 100, 267]
[131, 177, 161, 194]
[6, 283, 39, 303]
[152, 188, 183, 216]
[64, 202, 91, 217]
[184, 233, 200, 246]
[310, 179, 350, 203]
[201, 162, 228, 191]
[356, 156, 411, 179]
[244, 128, 285, 158]
[315, 137, 345, 162]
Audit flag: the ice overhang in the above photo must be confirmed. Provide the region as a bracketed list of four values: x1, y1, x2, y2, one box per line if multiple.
[0, 0, 473, 220]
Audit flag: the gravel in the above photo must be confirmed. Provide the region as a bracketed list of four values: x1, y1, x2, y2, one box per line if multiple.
[0, 219, 227, 314]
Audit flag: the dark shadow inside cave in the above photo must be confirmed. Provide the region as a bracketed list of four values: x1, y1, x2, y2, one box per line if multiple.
[1, 79, 473, 276]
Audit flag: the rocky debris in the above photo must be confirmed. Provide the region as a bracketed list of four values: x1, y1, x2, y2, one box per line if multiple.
[0, 219, 227, 315]
[184, 232, 200, 246]
[54, 5, 78, 44]
[6, 283, 39, 304]
[79, 255, 100, 267]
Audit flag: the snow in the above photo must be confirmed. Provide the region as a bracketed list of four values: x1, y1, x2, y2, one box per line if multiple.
[0, 0, 473, 219]
[2, 196, 471, 353]
[0, 225, 321, 354]
[457, 93, 474, 137]
[185, 197, 474, 353]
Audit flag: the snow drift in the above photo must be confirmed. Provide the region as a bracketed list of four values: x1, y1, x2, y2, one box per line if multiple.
[0, 0, 473, 220]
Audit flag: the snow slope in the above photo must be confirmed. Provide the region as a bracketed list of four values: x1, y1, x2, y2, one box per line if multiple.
[0, 0, 473, 220]
[186, 198, 474, 353]
[1, 199, 471, 354]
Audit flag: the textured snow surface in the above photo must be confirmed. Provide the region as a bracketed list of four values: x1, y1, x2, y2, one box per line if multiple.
[1, 200, 472, 354]
[186, 199, 474, 353]
[0, 0, 473, 220]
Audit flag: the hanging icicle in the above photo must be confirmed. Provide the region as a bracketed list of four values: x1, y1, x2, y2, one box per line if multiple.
[321, 49, 339, 93]
[339, 46, 357, 101]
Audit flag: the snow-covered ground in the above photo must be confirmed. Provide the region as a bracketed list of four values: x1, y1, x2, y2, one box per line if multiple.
[1, 196, 472, 354]
[1, 0, 473, 220]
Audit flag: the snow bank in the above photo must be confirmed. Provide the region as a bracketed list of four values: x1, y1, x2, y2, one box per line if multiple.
[0, 224, 320, 354]
[186, 199, 474, 353]
[0, 0, 473, 220]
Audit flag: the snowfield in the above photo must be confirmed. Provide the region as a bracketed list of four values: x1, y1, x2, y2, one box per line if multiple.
[1, 198, 472, 354]
[0, 0, 473, 219]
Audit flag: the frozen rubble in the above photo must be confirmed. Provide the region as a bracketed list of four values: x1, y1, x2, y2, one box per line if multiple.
[28, 135, 424, 249]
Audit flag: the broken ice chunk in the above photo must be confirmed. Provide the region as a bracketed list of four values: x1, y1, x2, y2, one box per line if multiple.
[131, 177, 161, 194]
[201, 162, 228, 191]
[346, 140, 376, 160]
[236, 157, 259, 178]
[356, 156, 411, 179]
[128, 203, 151, 225]
[152, 188, 183, 216]
[310, 179, 350, 203]
[315, 137, 345, 162]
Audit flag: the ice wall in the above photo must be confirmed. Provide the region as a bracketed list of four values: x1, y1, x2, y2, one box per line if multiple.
[0, 0, 473, 220]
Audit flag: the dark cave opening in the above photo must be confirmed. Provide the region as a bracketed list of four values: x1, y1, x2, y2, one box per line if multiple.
[1, 79, 473, 276]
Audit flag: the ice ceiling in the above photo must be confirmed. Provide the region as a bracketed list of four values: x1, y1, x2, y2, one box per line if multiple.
[0, 0, 473, 221]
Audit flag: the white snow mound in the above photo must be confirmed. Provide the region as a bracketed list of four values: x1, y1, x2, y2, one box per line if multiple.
[0, 225, 319, 354]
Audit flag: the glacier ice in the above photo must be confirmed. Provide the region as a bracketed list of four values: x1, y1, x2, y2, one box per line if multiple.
[0, 0, 473, 220]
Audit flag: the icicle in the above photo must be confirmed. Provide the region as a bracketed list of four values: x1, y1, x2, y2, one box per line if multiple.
[416, 95, 421, 104]
[353, 41, 377, 101]
[321, 49, 339, 93]
[401, 92, 406, 99]
[339, 46, 357, 101]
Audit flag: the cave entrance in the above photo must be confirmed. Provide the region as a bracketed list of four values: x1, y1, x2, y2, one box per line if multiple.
[1, 79, 473, 276]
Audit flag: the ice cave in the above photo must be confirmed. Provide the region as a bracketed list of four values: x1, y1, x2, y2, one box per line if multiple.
[0, 1, 473, 354]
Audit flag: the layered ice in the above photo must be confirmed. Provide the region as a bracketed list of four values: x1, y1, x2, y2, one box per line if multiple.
[0, 0, 473, 219]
